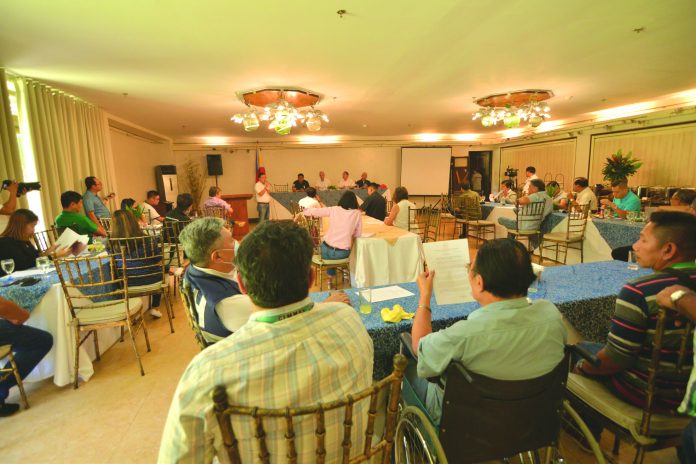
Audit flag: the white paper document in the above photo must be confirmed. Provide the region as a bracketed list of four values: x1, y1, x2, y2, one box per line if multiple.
[369, 286, 415, 303]
[422, 239, 474, 305]
[55, 228, 89, 256]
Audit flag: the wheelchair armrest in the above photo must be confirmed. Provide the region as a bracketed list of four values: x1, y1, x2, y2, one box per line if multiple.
[567, 344, 601, 367]
[399, 332, 445, 386]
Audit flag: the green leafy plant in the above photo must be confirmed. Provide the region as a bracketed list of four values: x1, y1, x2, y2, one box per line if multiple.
[328, 185, 337, 190]
[545, 183, 558, 199]
[601, 149, 642, 182]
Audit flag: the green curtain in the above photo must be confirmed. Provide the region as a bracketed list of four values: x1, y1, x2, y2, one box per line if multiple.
[0, 68, 23, 186]
[18, 78, 113, 226]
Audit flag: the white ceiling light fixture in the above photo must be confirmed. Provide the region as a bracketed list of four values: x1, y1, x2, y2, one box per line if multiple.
[472, 90, 553, 128]
[231, 87, 329, 135]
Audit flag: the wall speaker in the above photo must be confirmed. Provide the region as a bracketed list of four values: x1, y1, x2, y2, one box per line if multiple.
[207, 154, 223, 176]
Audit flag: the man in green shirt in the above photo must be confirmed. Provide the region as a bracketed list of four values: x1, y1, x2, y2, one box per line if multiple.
[408, 238, 567, 423]
[55, 191, 106, 239]
[600, 179, 641, 219]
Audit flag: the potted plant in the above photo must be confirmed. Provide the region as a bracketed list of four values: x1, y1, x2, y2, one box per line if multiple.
[182, 159, 207, 214]
[601, 149, 642, 182]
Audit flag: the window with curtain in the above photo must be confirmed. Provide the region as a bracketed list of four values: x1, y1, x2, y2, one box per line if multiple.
[5, 78, 45, 229]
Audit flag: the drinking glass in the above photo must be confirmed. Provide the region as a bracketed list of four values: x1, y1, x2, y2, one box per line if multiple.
[358, 288, 372, 314]
[627, 251, 639, 270]
[529, 271, 542, 293]
[627, 211, 637, 223]
[36, 256, 51, 277]
[1, 259, 15, 278]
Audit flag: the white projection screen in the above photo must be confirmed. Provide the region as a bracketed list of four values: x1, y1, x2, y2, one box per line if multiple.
[400, 147, 452, 196]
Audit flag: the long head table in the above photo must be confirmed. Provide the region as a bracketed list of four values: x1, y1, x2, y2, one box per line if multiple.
[311, 260, 651, 379]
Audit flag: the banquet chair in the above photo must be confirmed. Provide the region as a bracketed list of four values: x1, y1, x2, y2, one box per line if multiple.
[54, 253, 151, 389]
[106, 234, 175, 334]
[386, 200, 393, 214]
[540, 203, 590, 264]
[407, 206, 429, 242]
[565, 307, 693, 463]
[396, 333, 570, 463]
[162, 220, 191, 297]
[98, 217, 112, 235]
[203, 206, 227, 220]
[0, 344, 30, 409]
[502, 201, 546, 261]
[33, 227, 59, 253]
[454, 196, 496, 246]
[423, 207, 441, 243]
[179, 278, 216, 350]
[211, 353, 407, 464]
[438, 193, 457, 238]
[289, 200, 301, 216]
[272, 183, 289, 192]
[297, 214, 349, 291]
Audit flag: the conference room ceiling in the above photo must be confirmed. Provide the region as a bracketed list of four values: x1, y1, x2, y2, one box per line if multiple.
[1, 0, 695, 144]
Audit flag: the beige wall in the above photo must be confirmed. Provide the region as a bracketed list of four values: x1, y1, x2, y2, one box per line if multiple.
[110, 128, 173, 204]
[500, 139, 577, 190]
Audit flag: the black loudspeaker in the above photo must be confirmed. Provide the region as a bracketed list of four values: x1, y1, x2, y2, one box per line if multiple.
[207, 154, 223, 176]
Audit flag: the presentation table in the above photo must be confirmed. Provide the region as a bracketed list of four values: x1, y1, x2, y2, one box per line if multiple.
[221, 193, 253, 240]
[481, 203, 644, 264]
[311, 260, 650, 379]
[269, 188, 388, 220]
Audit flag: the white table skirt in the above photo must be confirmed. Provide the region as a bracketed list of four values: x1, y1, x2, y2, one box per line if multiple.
[350, 219, 425, 288]
[24, 284, 122, 387]
[484, 205, 613, 264]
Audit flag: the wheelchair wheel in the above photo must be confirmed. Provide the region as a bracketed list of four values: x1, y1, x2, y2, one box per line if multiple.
[394, 405, 447, 464]
[559, 400, 607, 464]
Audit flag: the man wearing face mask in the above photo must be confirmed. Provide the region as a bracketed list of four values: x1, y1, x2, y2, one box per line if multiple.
[179, 218, 251, 343]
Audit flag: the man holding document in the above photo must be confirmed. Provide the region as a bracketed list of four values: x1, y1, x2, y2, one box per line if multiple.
[408, 238, 567, 423]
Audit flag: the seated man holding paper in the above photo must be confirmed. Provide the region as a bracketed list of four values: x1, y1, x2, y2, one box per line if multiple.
[55, 191, 106, 240]
[407, 238, 566, 423]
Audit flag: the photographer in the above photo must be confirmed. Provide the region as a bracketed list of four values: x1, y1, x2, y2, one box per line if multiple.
[0, 181, 19, 234]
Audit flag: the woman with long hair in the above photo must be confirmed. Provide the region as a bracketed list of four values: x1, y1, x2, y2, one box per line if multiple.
[302, 191, 362, 281]
[384, 186, 416, 230]
[0, 209, 70, 276]
[110, 210, 163, 317]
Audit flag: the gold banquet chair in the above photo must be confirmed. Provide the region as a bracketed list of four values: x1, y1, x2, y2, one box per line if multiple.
[407, 206, 429, 242]
[162, 220, 191, 297]
[33, 227, 59, 253]
[272, 183, 290, 193]
[502, 200, 546, 259]
[98, 217, 112, 235]
[423, 207, 441, 243]
[54, 253, 151, 389]
[203, 206, 227, 220]
[179, 278, 218, 350]
[297, 214, 349, 291]
[0, 344, 30, 409]
[454, 196, 496, 246]
[211, 354, 407, 464]
[564, 308, 693, 463]
[106, 234, 175, 333]
[540, 203, 590, 264]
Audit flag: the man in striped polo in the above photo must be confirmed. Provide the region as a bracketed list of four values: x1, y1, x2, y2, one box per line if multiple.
[574, 212, 696, 439]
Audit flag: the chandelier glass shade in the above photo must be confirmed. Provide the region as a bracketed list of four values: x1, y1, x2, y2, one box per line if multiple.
[231, 88, 329, 135]
[472, 90, 553, 128]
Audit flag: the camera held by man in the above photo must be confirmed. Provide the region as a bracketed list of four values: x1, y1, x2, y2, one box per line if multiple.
[1, 179, 42, 197]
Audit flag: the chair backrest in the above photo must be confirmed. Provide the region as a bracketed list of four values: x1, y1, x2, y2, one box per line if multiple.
[33, 227, 58, 253]
[424, 207, 441, 243]
[408, 206, 428, 241]
[99, 217, 112, 235]
[515, 200, 546, 231]
[106, 234, 167, 286]
[180, 277, 212, 350]
[459, 195, 482, 221]
[296, 214, 322, 253]
[212, 354, 407, 464]
[272, 183, 290, 193]
[162, 220, 191, 267]
[439, 352, 570, 462]
[54, 253, 129, 319]
[386, 200, 393, 214]
[289, 200, 301, 216]
[641, 306, 694, 438]
[203, 206, 227, 219]
[563, 203, 590, 239]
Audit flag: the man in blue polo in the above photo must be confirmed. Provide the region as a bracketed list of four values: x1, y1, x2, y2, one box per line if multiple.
[83, 176, 114, 227]
[179, 218, 251, 343]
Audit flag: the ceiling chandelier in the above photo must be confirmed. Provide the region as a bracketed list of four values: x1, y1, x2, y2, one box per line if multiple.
[472, 90, 553, 128]
[231, 87, 329, 135]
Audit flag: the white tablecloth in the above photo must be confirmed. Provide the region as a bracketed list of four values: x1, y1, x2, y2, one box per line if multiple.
[349, 217, 424, 288]
[24, 282, 122, 387]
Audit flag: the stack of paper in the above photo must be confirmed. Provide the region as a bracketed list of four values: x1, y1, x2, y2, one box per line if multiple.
[55, 228, 89, 256]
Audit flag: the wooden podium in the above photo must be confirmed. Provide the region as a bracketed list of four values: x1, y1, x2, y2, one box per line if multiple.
[222, 194, 253, 240]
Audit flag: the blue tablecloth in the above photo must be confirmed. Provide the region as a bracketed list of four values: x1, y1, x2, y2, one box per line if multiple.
[0, 258, 115, 312]
[311, 260, 651, 379]
[481, 203, 643, 249]
[271, 188, 385, 212]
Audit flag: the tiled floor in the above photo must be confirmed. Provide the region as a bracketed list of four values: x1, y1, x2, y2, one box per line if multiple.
[0, 230, 681, 463]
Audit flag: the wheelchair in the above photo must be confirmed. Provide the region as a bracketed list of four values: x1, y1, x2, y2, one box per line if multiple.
[394, 333, 607, 463]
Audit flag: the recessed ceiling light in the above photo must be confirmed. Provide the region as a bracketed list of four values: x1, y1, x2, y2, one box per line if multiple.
[362, 124, 368, 128]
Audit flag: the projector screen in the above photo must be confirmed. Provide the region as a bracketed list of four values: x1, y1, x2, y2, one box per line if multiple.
[400, 147, 452, 196]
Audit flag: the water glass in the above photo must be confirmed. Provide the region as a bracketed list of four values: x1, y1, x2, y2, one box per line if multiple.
[627, 251, 639, 270]
[36, 256, 51, 276]
[529, 271, 542, 293]
[358, 288, 372, 314]
[627, 211, 637, 223]
[1, 258, 15, 278]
